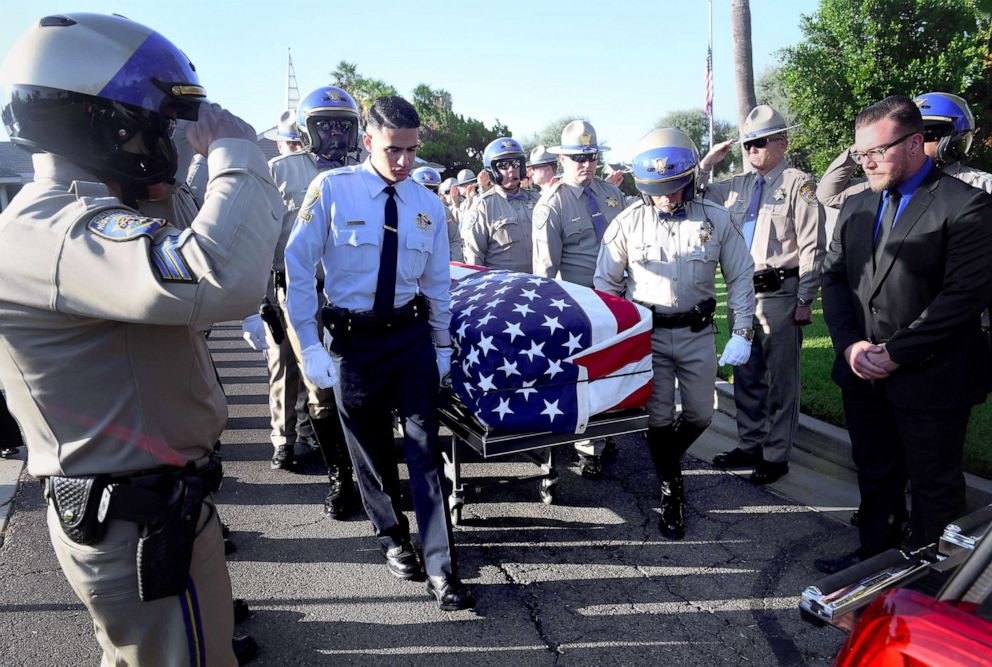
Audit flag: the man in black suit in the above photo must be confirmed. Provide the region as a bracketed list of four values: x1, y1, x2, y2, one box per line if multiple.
[817, 95, 992, 573]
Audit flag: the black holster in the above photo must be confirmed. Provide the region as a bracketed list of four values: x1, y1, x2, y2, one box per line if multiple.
[48, 475, 108, 545]
[752, 267, 783, 293]
[689, 297, 717, 332]
[259, 298, 285, 345]
[135, 476, 203, 602]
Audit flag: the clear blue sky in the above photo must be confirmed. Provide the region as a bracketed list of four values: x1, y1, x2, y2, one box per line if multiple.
[1, 0, 821, 162]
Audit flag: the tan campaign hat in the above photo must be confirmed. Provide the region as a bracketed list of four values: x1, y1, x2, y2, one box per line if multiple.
[548, 120, 610, 155]
[439, 177, 455, 194]
[262, 108, 301, 142]
[740, 105, 800, 142]
[527, 144, 558, 167]
[455, 168, 477, 186]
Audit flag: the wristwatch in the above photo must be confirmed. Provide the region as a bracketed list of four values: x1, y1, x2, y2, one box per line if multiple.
[797, 297, 813, 306]
[732, 328, 755, 341]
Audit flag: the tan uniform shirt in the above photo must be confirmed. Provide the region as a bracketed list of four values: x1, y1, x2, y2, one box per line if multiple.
[701, 160, 825, 304]
[532, 178, 626, 287]
[462, 186, 540, 273]
[595, 199, 755, 328]
[269, 151, 321, 272]
[446, 205, 463, 262]
[0, 140, 283, 478]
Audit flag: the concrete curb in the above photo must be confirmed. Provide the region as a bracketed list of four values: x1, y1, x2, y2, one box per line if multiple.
[712, 380, 992, 509]
[0, 455, 25, 546]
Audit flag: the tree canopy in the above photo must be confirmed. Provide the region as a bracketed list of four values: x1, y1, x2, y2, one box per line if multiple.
[778, 0, 992, 174]
[654, 109, 739, 177]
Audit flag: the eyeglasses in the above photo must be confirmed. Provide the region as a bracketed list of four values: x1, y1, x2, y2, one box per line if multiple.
[922, 124, 952, 143]
[742, 136, 783, 151]
[494, 158, 522, 171]
[851, 132, 917, 164]
[568, 153, 599, 164]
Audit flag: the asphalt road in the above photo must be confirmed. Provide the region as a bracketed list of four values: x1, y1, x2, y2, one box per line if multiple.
[0, 323, 854, 666]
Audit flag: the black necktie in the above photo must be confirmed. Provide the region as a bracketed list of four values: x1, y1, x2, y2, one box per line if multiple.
[374, 185, 398, 318]
[873, 188, 901, 268]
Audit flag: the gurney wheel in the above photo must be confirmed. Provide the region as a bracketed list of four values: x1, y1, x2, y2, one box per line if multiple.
[450, 504, 462, 525]
[539, 478, 558, 505]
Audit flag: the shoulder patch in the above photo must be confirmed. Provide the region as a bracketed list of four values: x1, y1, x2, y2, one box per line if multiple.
[533, 204, 552, 230]
[799, 181, 819, 206]
[150, 233, 195, 283]
[298, 184, 321, 224]
[88, 209, 165, 242]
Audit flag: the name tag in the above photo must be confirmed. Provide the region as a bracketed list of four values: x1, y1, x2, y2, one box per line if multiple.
[570, 217, 583, 224]
[347, 220, 365, 226]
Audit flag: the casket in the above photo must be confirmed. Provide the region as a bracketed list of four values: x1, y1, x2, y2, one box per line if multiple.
[449, 264, 653, 434]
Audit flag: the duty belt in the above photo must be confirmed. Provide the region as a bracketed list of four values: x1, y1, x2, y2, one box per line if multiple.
[753, 266, 800, 293]
[636, 298, 716, 332]
[322, 294, 428, 335]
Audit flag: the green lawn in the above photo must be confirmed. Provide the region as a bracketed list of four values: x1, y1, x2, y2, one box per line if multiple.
[713, 278, 992, 479]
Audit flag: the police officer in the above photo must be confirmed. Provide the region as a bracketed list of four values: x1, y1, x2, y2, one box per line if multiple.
[699, 104, 826, 485]
[595, 129, 756, 539]
[533, 120, 626, 478]
[527, 144, 559, 192]
[414, 166, 463, 262]
[462, 137, 540, 273]
[0, 13, 283, 665]
[454, 167, 478, 229]
[284, 95, 473, 611]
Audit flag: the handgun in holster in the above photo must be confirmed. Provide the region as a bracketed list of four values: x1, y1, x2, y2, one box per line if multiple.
[259, 298, 284, 345]
[135, 475, 204, 602]
[689, 297, 717, 332]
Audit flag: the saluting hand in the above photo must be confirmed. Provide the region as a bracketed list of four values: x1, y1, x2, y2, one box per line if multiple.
[700, 139, 736, 171]
[186, 103, 257, 156]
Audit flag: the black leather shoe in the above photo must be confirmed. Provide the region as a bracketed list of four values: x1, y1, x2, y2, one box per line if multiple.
[0, 446, 19, 459]
[659, 478, 686, 540]
[814, 551, 862, 575]
[601, 437, 619, 459]
[323, 466, 356, 519]
[270, 444, 294, 471]
[712, 447, 762, 468]
[232, 634, 258, 666]
[578, 454, 603, 479]
[383, 542, 425, 581]
[749, 461, 789, 485]
[233, 598, 251, 624]
[426, 575, 475, 611]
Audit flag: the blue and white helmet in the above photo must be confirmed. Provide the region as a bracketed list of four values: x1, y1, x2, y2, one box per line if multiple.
[913, 92, 976, 164]
[631, 128, 699, 199]
[297, 85, 360, 168]
[412, 166, 442, 189]
[482, 137, 526, 186]
[0, 13, 206, 186]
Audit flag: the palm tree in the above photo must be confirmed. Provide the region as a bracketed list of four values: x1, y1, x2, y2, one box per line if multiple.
[731, 0, 757, 131]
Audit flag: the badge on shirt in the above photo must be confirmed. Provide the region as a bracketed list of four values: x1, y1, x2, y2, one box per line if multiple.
[298, 185, 321, 223]
[415, 212, 433, 230]
[698, 220, 714, 243]
[799, 181, 819, 206]
[605, 196, 619, 208]
[150, 233, 195, 283]
[88, 209, 165, 242]
[772, 188, 786, 202]
[534, 204, 551, 230]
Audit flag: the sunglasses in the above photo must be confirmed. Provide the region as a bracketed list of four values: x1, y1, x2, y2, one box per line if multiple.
[742, 136, 782, 151]
[494, 158, 522, 171]
[568, 153, 599, 164]
[315, 119, 353, 134]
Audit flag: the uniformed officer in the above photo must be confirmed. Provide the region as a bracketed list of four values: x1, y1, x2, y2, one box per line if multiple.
[414, 166, 463, 262]
[527, 144, 559, 192]
[0, 13, 283, 665]
[284, 95, 473, 611]
[533, 119, 626, 478]
[462, 137, 540, 273]
[595, 129, 756, 539]
[699, 105, 826, 485]
[454, 167, 479, 230]
[262, 86, 363, 519]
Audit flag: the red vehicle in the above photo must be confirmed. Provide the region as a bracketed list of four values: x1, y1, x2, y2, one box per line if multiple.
[802, 507, 992, 666]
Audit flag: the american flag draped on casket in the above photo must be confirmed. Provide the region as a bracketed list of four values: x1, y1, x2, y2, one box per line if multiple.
[448, 265, 653, 434]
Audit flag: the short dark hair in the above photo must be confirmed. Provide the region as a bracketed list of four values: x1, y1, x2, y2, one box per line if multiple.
[366, 96, 420, 131]
[855, 95, 924, 134]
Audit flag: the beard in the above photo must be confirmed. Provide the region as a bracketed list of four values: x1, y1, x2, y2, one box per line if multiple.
[867, 160, 906, 192]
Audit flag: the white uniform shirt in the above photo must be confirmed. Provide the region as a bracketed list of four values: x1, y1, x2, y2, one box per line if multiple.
[284, 159, 452, 350]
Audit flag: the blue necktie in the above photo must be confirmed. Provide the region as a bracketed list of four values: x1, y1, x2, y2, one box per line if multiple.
[873, 189, 901, 268]
[584, 187, 606, 240]
[742, 175, 764, 249]
[374, 185, 398, 319]
[507, 190, 528, 202]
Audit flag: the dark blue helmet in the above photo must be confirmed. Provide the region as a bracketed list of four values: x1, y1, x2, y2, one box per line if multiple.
[483, 137, 526, 186]
[297, 85, 360, 168]
[631, 128, 699, 199]
[1, 13, 206, 187]
[914, 92, 975, 165]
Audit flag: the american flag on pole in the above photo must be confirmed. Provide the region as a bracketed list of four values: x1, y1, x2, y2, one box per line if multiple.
[448, 265, 653, 434]
[704, 46, 714, 119]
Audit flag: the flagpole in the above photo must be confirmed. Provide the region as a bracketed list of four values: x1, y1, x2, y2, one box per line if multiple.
[708, 0, 714, 150]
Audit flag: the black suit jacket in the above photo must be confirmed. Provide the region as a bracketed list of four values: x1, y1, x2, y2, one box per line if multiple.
[821, 165, 992, 409]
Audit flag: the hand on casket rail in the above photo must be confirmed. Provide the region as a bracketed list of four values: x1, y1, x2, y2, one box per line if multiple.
[302, 343, 339, 389]
[718, 334, 752, 367]
[436, 345, 454, 387]
[241, 314, 269, 351]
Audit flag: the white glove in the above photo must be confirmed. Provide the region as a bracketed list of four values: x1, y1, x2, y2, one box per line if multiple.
[301, 343, 339, 389]
[436, 346, 454, 387]
[241, 314, 268, 351]
[718, 334, 752, 366]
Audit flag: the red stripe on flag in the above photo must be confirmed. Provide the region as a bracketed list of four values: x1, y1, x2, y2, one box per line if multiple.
[608, 379, 654, 411]
[593, 289, 643, 334]
[573, 330, 652, 379]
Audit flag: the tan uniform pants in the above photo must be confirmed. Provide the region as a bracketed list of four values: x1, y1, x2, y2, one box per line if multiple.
[646, 326, 717, 428]
[47, 499, 235, 667]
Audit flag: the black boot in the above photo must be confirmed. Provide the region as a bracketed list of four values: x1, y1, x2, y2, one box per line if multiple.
[311, 416, 356, 520]
[646, 419, 708, 540]
[659, 476, 686, 540]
